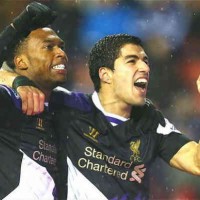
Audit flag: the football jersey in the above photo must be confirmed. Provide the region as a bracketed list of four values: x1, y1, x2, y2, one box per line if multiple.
[0, 85, 58, 200]
[52, 88, 191, 200]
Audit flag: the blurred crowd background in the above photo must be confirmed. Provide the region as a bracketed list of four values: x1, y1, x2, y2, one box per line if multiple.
[1, 0, 200, 199]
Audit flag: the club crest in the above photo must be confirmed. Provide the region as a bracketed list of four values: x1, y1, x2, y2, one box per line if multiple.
[130, 140, 142, 162]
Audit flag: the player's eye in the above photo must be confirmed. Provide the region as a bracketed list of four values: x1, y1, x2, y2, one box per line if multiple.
[59, 44, 65, 50]
[43, 44, 54, 50]
[127, 59, 136, 64]
[143, 59, 149, 65]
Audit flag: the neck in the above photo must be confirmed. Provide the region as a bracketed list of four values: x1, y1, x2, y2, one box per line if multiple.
[98, 90, 132, 118]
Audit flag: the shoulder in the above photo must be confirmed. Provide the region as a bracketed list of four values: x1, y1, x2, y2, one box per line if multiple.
[156, 118, 181, 135]
[50, 86, 92, 112]
[0, 84, 21, 109]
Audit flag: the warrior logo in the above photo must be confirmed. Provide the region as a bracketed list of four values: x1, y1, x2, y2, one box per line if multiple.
[36, 118, 45, 131]
[84, 126, 100, 143]
[130, 140, 142, 162]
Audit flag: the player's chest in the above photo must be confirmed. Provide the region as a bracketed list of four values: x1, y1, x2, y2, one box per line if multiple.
[66, 115, 154, 166]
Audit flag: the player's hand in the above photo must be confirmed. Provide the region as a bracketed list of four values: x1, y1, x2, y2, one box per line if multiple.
[12, 1, 57, 32]
[17, 86, 45, 115]
[133, 99, 166, 134]
[12, 76, 45, 115]
[196, 75, 200, 93]
[129, 164, 146, 184]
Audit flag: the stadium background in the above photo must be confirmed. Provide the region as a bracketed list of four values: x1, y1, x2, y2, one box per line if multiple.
[1, 0, 200, 199]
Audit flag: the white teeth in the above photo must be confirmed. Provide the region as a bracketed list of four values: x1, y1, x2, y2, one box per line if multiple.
[52, 64, 65, 70]
[135, 78, 147, 83]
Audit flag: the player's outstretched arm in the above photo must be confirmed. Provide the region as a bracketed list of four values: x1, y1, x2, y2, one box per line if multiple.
[169, 76, 200, 175]
[169, 141, 200, 175]
[0, 69, 45, 115]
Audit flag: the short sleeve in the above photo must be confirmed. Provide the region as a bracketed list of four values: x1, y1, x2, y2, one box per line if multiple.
[156, 118, 191, 163]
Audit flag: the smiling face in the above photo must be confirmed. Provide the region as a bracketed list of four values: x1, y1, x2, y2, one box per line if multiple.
[110, 43, 149, 106]
[15, 27, 68, 90]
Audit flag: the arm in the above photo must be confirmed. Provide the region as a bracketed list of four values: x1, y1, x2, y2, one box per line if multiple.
[170, 141, 200, 175]
[0, 2, 56, 114]
[0, 69, 45, 115]
[0, 25, 18, 66]
[170, 76, 200, 175]
[0, 68, 17, 87]
[196, 75, 200, 93]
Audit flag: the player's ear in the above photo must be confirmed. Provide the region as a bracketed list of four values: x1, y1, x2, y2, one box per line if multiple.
[99, 67, 113, 83]
[14, 54, 29, 70]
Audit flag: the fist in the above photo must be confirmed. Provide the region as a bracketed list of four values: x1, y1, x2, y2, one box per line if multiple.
[25, 1, 57, 28]
[13, 1, 57, 32]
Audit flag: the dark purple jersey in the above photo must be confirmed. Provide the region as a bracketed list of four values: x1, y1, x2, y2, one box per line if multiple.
[52, 89, 190, 200]
[0, 85, 57, 199]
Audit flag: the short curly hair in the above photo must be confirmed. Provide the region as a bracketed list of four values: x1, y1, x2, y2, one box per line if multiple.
[88, 34, 143, 92]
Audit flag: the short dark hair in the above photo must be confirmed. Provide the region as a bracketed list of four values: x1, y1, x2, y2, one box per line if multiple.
[88, 34, 143, 92]
[5, 36, 28, 69]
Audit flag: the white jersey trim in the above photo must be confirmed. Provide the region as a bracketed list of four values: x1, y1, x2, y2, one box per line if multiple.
[67, 157, 108, 200]
[157, 118, 181, 135]
[92, 92, 128, 126]
[3, 152, 55, 200]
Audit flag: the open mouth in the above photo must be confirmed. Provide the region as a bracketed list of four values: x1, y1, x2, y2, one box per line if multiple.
[52, 64, 66, 70]
[134, 78, 147, 89]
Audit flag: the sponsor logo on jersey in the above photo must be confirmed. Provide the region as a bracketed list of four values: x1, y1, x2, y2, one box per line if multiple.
[78, 146, 133, 181]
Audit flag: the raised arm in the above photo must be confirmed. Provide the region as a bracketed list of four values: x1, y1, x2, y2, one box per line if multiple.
[0, 1, 56, 114]
[169, 76, 200, 175]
